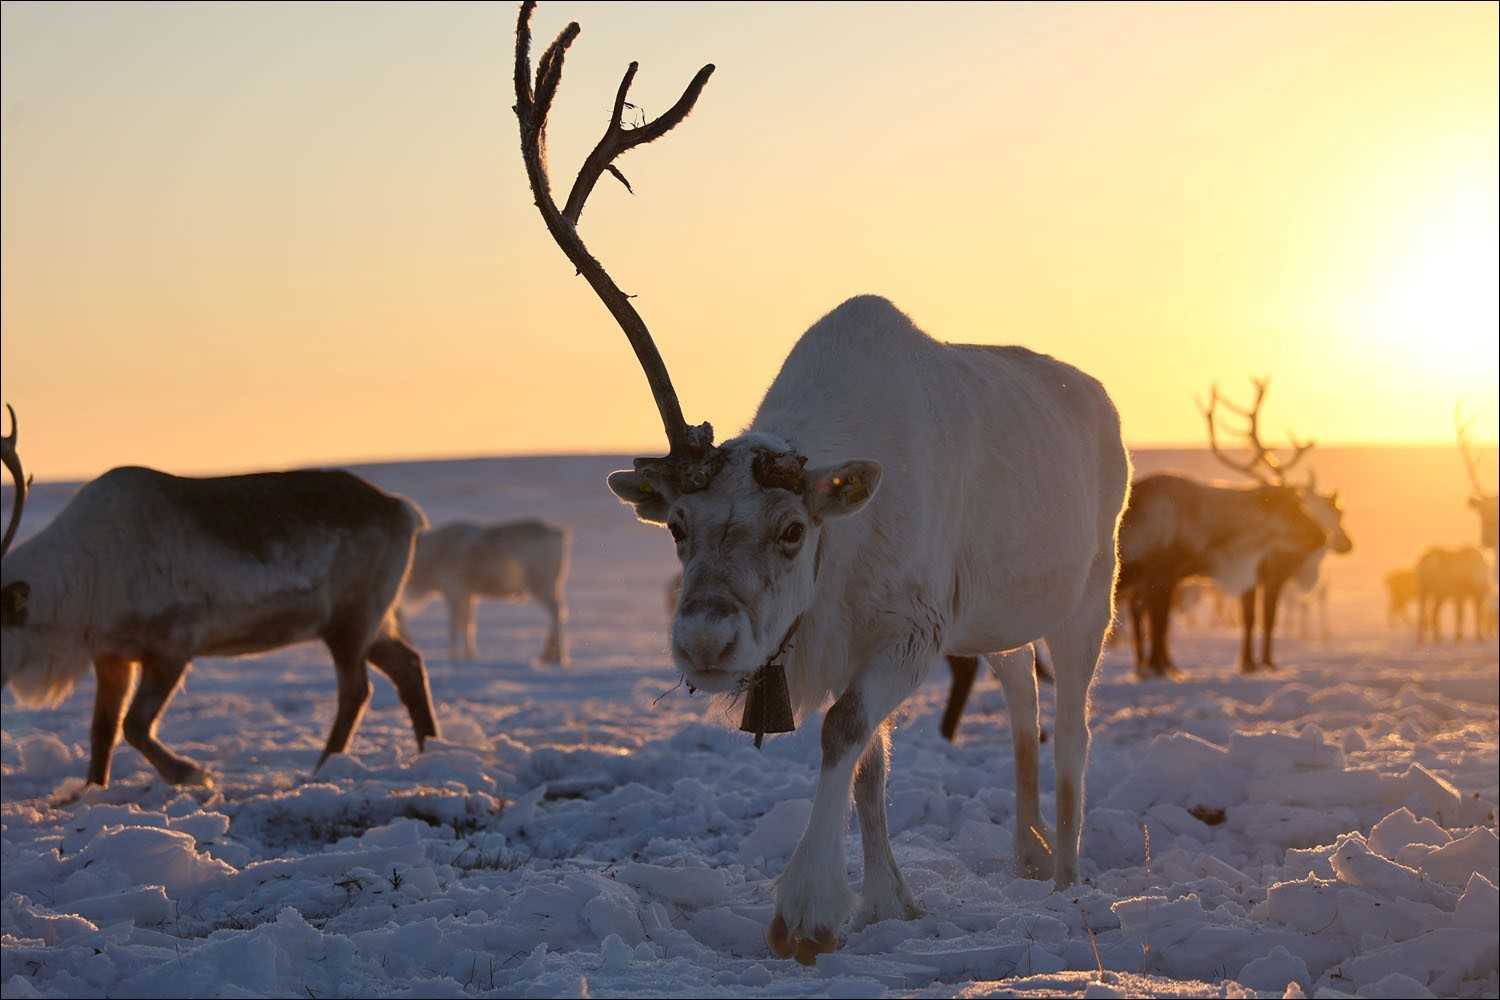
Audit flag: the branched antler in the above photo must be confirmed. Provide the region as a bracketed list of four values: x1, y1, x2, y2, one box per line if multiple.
[1456, 404, 1495, 501]
[513, 1, 719, 489]
[1199, 378, 1314, 486]
[1, 404, 27, 557]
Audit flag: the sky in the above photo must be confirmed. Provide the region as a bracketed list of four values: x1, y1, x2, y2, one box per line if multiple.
[1, 1, 1496, 480]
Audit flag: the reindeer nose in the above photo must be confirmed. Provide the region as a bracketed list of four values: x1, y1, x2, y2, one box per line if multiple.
[673, 596, 741, 670]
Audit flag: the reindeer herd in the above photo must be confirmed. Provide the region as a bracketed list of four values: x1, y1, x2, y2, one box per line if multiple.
[0, 0, 1497, 968]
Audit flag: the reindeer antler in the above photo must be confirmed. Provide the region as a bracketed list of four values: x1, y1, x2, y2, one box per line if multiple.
[514, 1, 719, 489]
[1, 404, 27, 557]
[1199, 378, 1314, 486]
[1456, 404, 1495, 501]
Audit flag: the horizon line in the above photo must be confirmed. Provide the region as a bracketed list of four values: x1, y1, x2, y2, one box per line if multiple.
[7, 438, 1498, 487]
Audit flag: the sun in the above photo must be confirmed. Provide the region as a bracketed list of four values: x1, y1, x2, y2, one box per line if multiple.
[1360, 183, 1500, 380]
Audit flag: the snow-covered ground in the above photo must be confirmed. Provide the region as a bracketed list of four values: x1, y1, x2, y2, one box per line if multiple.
[3, 452, 1497, 999]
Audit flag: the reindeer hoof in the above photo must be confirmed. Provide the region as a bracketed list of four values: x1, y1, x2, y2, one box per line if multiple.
[768, 914, 837, 965]
[176, 765, 216, 789]
[767, 914, 795, 958]
[793, 928, 837, 966]
[158, 759, 215, 788]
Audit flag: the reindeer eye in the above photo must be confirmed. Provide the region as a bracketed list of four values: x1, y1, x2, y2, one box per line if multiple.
[780, 522, 805, 547]
[669, 521, 686, 544]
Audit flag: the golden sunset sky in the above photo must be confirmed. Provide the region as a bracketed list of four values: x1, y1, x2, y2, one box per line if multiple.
[2, 2, 1496, 480]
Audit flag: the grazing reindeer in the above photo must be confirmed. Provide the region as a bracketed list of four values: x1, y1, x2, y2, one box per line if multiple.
[1415, 545, 1492, 643]
[511, 1, 1130, 963]
[1385, 567, 1418, 629]
[0, 408, 438, 788]
[397, 520, 569, 664]
[1457, 407, 1498, 552]
[1119, 380, 1327, 675]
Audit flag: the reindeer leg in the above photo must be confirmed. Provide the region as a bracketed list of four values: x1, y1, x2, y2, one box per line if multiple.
[994, 647, 1049, 879]
[444, 592, 475, 661]
[1146, 582, 1175, 677]
[1260, 576, 1284, 669]
[87, 657, 135, 787]
[769, 631, 936, 965]
[850, 723, 922, 929]
[940, 655, 979, 742]
[124, 657, 213, 786]
[393, 605, 414, 645]
[317, 626, 374, 771]
[1238, 588, 1257, 672]
[1044, 550, 1112, 888]
[368, 635, 440, 752]
[1128, 593, 1147, 674]
[527, 570, 567, 666]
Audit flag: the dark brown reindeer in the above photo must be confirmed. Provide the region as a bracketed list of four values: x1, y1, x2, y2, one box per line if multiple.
[1118, 379, 1328, 675]
[0, 406, 439, 788]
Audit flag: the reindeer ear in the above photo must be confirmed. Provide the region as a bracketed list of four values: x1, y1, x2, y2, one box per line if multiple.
[806, 460, 881, 520]
[607, 470, 673, 525]
[1, 580, 29, 627]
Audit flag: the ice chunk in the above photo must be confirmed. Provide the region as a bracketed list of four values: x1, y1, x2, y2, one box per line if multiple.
[617, 863, 731, 908]
[66, 886, 173, 927]
[1397, 764, 1462, 825]
[1328, 833, 1454, 907]
[166, 811, 231, 843]
[76, 826, 235, 896]
[1229, 729, 1346, 773]
[1367, 807, 1450, 858]
[1238, 945, 1311, 993]
[1354, 972, 1435, 998]
[1453, 873, 1499, 931]
[736, 798, 812, 867]
[1098, 732, 1238, 813]
[599, 932, 633, 973]
[359, 816, 429, 848]
[1341, 928, 1498, 994]
[1418, 827, 1499, 887]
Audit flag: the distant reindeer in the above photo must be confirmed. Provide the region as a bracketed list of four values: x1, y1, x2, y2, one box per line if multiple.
[1203, 381, 1350, 669]
[1385, 567, 1418, 629]
[1415, 545, 1492, 643]
[397, 520, 569, 664]
[1457, 406, 1498, 552]
[1280, 579, 1331, 641]
[1119, 380, 1327, 676]
[0, 407, 438, 788]
[511, 1, 1129, 964]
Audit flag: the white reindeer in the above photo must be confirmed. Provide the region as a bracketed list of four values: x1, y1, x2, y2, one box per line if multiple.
[1272, 472, 1351, 643]
[0, 407, 439, 788]
[511, 2, 1130, 964]
[396, 519, 569, 664]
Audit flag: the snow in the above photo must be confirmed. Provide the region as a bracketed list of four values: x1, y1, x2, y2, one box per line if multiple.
[3, 452, 1498, 998]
